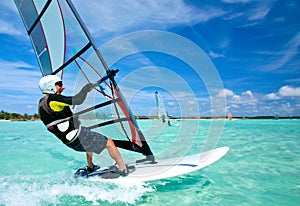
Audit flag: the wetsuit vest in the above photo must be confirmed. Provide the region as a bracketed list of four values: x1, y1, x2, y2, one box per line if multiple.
[38, 94, 80, 144]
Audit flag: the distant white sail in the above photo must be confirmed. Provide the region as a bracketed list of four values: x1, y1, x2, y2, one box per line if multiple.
[155, 92, 171, 126]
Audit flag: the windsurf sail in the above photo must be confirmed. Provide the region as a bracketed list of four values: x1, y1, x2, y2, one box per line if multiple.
[15, 0, 154, 161]
[155, 91, 171, 126]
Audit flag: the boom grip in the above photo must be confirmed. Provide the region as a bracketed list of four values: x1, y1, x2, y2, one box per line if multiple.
[93, 69, 119, 87]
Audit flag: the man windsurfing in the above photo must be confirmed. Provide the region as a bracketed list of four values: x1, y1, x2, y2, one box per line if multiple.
[38, 74, 134, 176]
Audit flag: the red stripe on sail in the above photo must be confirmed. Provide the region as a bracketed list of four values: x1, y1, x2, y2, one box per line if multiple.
[114, 88, 142, 147]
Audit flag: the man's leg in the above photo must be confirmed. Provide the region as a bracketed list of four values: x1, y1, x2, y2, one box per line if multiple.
[106, 138, 126, 171]
[86, 152, 93, 167]
[85, 152, 100, 173]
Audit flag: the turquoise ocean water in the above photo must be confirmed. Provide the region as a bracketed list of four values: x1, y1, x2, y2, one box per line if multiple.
[0, 119, 299, 205]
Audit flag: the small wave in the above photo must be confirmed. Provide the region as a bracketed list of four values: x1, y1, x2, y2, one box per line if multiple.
[3, 137, 21, 141]
[0, 173, 155, 206]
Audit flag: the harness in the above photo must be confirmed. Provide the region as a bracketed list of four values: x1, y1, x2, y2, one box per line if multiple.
[39, 95, 81, 144]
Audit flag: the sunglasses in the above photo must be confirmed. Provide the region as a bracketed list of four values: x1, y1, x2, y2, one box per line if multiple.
[55, 81, 63, 87]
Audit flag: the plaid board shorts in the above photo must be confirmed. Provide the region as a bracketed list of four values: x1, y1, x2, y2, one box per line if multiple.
[66, 127, 108, 154]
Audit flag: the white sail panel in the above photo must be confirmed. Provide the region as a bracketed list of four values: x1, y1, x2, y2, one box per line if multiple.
[40, 1, 64, 71]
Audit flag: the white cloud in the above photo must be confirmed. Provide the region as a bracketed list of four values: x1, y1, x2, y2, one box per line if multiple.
[220, 0, 278, 30]
[0, 19, 23, 36]
[208, 51, 225, 59]
[0, 59, 32, 69]
[264, 92, 280, 100]
[229, 90, 258, 105]
[242, 90, 253, 96]
[217, 89, 235, 97]
[74, 0, 227, 38]
[232, 94, 241, 101]
[0, 1, 18, 12]
[0, 59, 40, 94]
[216, 86, 300, 116]
[278, 86, 300, 97]
[0, 1, 26, 38]
[246, 1, 273, 21]
[167, 101, 176, 107]
[260, 32, 300, 72]
[286, 78, 300, 83]
[187, 100, 196, 105]
[264, 85, 300, 100]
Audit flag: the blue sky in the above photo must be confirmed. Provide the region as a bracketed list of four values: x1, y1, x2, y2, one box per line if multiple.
[0, 0, 299, 117]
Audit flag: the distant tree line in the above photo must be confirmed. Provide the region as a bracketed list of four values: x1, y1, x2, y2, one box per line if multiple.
[0, 110, 40, 121]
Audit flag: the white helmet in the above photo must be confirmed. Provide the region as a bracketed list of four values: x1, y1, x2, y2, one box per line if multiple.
[39, 75, 62, 94]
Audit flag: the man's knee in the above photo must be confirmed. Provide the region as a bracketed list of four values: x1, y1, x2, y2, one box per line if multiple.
[106, 138, 116, 149]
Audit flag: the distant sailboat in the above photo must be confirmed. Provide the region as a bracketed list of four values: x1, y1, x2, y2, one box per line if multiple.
[155, 92, 171, 126]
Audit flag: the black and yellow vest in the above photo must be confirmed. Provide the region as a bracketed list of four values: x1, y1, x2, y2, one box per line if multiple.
[38, 95, 80, 144]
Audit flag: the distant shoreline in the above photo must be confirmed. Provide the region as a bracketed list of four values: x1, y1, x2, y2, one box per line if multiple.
[1, 109, 299, 121]
[135, 116, 300, 120]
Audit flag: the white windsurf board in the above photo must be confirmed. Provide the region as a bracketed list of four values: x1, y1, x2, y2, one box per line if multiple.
[88, 146, 229, 182]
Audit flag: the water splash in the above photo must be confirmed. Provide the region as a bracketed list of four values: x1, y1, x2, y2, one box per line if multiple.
[0, 172, 155, 205]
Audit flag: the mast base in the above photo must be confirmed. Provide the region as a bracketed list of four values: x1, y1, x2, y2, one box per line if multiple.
[136, 155, 157, 164]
